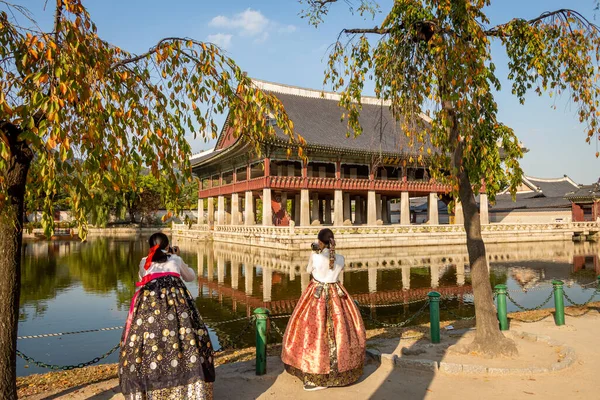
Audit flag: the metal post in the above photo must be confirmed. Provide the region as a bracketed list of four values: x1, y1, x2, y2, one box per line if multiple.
[428, 291, 441, 344]
[552, 280, 565, 326]
[254, 307, 269, 375]
[495, 284, 509, 331]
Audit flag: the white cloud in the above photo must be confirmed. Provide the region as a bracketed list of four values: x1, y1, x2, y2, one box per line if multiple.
[277, 24, 296, 34]
[208, 9, 296, 44]
[209, 9, 269, 37]
[206, 33, 233, 49]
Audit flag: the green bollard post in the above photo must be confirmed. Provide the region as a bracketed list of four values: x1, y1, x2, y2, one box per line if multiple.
[495, 284, 509, 331]
[552, 280, 565, 326]
[428, 292, 441, 344]
[254, 307, 270, 375]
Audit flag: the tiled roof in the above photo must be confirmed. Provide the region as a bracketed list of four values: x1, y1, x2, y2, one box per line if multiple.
[491, 193, 572, 211]
[525, 176, 579, 198]
[565, 183, 600, 200]
[254, 80, 433, 156]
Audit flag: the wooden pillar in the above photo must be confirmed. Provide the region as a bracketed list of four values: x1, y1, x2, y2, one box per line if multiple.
[264, 157, 270, 177]
[343, 193, 351, 224]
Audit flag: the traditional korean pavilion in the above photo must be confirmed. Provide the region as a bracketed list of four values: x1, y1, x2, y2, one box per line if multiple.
[191, 79, 485, 227]
[565, 181, 600, 222]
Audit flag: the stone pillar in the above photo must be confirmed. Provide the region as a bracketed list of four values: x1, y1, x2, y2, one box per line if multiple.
[456, 263, 465, 286]
[207, 197, 215, 225]
[428, 192, 439, 225]
[231, 262, 240, 290]
[244, 191, 254, 225]
[197, 198, 204, 224]
[294, 194, 301, 225]
[367, 191, 377, 225]
[454, 200, 464, 225]
[324, 195, 332, 224]
[354, 196, 363, 225]
[402, 266, 411, 290]
[217, 256, 225, 284]
[368, 267, 377, 293]
[375, 194, 382, 223]
[311, 192, 320, 224]
[430, 265, 439, 288]
[217, 195, 225, 225]
[362, 198, 368, 223]
[343, 193, 351, 223]
[400, 192, 410, 225]
[480, 193, 489, 225]
[262, 188, 272, 226]
[262, 268, 272, 302]
[382, 196, 389, 224]
[387, 200, 392, 223]
[244, 264, 253, 295]
[300, 190, 310, 226]
[231, 193, 240, 225]
[334, 190, 344, 226]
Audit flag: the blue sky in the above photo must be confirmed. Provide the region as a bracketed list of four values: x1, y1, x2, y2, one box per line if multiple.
[13, 0, 600, 183]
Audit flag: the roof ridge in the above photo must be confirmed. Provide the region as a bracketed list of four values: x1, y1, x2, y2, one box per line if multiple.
[250, 77, 389, 106]
[524, 175, 578, 186]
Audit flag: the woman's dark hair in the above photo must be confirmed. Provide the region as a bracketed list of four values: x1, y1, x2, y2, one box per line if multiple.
[148, 232, 170, 264]
[317, 228, 336, 269]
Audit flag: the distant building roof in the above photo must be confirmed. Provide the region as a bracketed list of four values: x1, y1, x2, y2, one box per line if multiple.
[500, 175, 579, 197]
[565, 183, 600, 201]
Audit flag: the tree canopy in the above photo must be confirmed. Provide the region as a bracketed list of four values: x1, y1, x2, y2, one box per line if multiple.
[300, 0, 600, 356]
[0, 0, 302, 237]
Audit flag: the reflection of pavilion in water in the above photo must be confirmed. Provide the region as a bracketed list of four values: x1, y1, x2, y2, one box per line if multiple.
[183, 240, 600, 315]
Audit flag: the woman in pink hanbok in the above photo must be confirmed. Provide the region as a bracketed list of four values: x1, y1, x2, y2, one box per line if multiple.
[281, 228, 366, 391]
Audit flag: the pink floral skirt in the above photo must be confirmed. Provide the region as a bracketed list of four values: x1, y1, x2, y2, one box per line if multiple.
[281, 280, 366, 387]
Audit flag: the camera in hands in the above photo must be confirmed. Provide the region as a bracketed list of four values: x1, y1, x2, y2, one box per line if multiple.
[310, 242, 320, 252]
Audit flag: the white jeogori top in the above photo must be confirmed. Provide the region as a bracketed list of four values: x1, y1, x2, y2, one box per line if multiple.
[306, 248, 345, 283]
[139, 252, 196, 282]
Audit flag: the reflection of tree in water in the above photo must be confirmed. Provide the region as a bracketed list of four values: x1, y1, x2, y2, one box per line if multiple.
[20, 239, 145, 316]
[63, 239, 143, 310]
[19, 242, 73, 320]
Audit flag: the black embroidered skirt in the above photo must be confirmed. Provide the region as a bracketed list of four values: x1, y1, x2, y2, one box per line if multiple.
[119, 275, 215, 399]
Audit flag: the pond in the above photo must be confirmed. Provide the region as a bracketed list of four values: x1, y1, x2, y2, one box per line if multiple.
[17, 236, 600, 376]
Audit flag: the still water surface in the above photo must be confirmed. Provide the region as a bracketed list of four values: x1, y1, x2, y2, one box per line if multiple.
[18, 237, 600, 376]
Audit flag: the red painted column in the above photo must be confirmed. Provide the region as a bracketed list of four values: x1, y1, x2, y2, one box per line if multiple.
[572, 203, 584, 222]
[264, 157, 270, 177]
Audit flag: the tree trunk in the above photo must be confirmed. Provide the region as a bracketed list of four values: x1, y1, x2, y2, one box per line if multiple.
[445, 103, 517, 357]
[0, 134, 33, 398]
